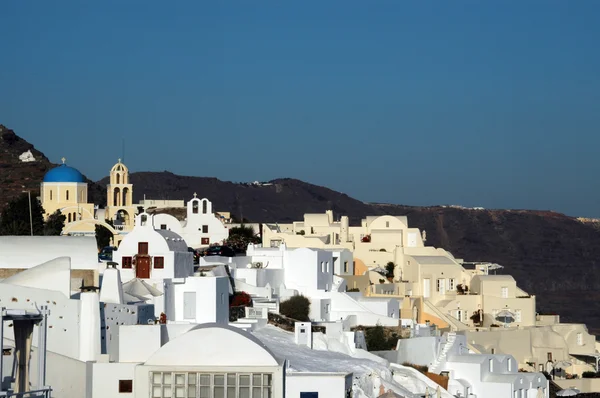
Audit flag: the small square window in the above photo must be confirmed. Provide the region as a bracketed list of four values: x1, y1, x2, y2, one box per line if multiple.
[154, 256, 165, 269]
[202, 225, 209, 233]
[122, 256, 133, 269]
[119, 379, 133, 393]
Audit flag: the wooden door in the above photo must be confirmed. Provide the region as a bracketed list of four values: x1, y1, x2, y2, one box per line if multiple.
[136, 256, 151, 279]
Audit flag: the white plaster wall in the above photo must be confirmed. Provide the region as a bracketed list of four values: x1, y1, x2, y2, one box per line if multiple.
[151, 214, 183, 234]
[0, 285, 81, 360]
[92, 362, 137, 398]
[119, 325, 162, 363]
[168, 276, 229, 324]
[0, 236, 98, 271]
[446, 362, 489, 396]
[395, 336, 438, 367]
[285, 373, 351, 398]
[358, 299, 400, 318]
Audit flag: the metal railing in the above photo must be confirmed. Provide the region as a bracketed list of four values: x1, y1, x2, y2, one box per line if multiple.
[0, 388, 52, 398]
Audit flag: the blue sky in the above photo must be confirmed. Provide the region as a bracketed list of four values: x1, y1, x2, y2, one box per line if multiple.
[1, 1, 599, 217]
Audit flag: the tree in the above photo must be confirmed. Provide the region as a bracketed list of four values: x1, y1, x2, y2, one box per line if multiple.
[43, 211, 66, 235]
[385, 262, 395, 278]
[0, 194, 45, 235]
[95, 219, 115, 249]
[225, 224, 261, 253]
[279, 295, 311, 321]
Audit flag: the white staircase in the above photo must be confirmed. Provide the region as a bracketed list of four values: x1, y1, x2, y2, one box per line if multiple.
[429, 332, 456, 374]
[253, 298, 278, 312]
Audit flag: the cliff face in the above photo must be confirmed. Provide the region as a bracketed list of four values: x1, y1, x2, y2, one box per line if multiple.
[0, 124, 54, 208]
[0, 125, 104, 208]
[2, 124, 600, 334]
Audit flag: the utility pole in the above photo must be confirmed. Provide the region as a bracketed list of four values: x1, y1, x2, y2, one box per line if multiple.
[23, 190, 33, 236]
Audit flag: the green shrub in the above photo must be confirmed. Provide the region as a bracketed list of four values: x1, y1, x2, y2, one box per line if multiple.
[363, 324, 400, 351]
[279, 295, 311, 321]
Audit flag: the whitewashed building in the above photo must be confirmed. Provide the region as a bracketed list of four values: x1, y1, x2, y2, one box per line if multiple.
[152, 195, 229, 249]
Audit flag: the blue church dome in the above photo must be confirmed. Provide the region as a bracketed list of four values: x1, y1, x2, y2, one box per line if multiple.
[43, 164, 86, 183]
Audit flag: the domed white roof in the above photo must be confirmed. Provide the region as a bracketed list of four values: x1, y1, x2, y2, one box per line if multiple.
[145, 323, 280, 367]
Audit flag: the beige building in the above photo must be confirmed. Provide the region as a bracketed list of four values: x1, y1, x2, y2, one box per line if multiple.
[40, 158, 97, 236]
[105, 159, 137, 232]
[263, 210, 599, 377]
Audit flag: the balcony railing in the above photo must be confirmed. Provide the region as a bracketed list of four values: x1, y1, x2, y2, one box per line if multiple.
[0, 388, 52, 398]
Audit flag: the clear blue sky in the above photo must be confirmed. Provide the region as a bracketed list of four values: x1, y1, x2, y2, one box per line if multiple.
[1, 1, 599, 217]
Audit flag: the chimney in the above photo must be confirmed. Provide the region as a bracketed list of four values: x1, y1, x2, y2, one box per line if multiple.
[294, 322, 312, 349]
[79, 291, 101, 362]
[99, 262, 124, 304]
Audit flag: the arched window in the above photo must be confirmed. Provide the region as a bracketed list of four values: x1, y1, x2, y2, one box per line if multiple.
[123, 188, 129, 206]
[73, 212, 77, 221]
[114, 188, 120, 207]
[68, 213, 71, 223]
[49, 190, 53, 201]
[202, 200, 207, 214]
[192, 201, 199, 214]
[116, 173, 120, 184]
[66, 190, 69, 201]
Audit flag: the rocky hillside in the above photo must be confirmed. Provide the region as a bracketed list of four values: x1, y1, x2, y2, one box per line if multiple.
[0, 124, 54, 208]
[0, 125, 104, 210]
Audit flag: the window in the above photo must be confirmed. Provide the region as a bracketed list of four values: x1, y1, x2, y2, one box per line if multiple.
[489, 358, 494, 372]
[448, 278, 456, 291]
[300, 393, 319, 398]
[300, 328, 306, 334]
[326, 262, 329, 272]
[154, 257, 164, 269]
[151, 372, 272, 398]
[508, 359, 512, 372]
[547, 352, 553, 361]
[68, 213, 71, 223]
[436, 279, 445, 292]
[66, 190, 69, 200]
[501, 287, 509, 298]
[49, 190, 53, 201]
[201, 238, 210, 245]
[193, 201, 199, 214]
[577, 332, 583, 346]
[122, 257, 133, 269]
[119, 380, 133, 393]
[386, 221, 390, 228]
[320, 262, 325, 273]
[202, 200, 207, 214]
[343, 261, 349, 273]
[138, 242, 149, 255]
[202, 225, 209, 233]
[515, 309, 522, 322]
[160, 224, 167, 230]
[116, 174, 120, 184]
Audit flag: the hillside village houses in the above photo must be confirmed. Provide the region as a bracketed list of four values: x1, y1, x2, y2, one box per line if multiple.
[38, 159, 230, 248]
[0, 161, 597, 396]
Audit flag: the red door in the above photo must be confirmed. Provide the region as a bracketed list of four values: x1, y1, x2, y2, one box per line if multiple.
[136, 256, 151, 279]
